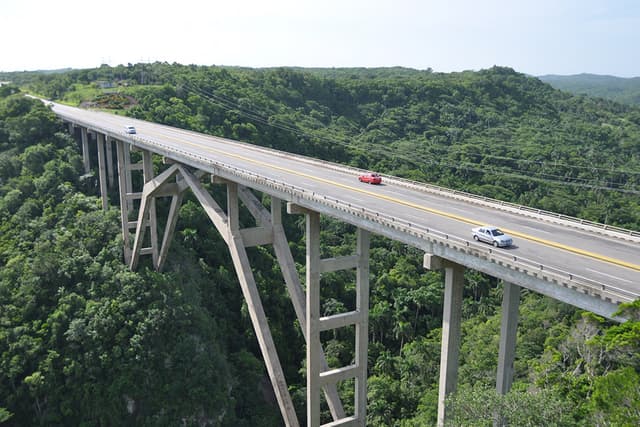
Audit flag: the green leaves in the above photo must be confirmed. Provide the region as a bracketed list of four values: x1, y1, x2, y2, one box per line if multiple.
[445, 384, 577, 427]
[590, 367, 640, 425]
[2, 64, 639, 426]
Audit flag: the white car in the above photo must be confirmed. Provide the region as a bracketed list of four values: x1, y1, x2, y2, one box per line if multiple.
[124, 125, 137, 134]
[472, 226, 513, 247]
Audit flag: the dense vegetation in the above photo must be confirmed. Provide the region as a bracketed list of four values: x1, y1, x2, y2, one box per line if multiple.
[540, 73, 640, 107]
[0, 64, 639, 426]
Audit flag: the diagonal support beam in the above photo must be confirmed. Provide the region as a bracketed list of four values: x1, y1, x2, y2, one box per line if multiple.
[225, 182, 300, 427]
[172, 175, 299, 425]
[178, 167, 229, 244]
[156, 186, 187, 271]
[142, 164, 181, 198]
[241, 193, 347, 421]
[129, 164, 181, 270]
[238, 186, 271, 226]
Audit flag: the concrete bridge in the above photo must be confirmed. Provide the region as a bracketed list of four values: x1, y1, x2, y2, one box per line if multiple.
[50, 101, 639, 427]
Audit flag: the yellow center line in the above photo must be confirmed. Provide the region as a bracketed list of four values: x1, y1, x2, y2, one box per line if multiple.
[150, 129, 640, 272]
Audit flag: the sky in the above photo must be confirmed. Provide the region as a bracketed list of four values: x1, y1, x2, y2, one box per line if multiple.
[1, 0, 638, 77]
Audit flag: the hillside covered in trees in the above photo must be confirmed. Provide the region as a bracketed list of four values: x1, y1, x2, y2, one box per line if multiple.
[1, 65, 639, 426]
[539, 73, 640, 107]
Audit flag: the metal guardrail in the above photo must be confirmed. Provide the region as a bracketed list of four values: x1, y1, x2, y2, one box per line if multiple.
[123, 133, 638, 305]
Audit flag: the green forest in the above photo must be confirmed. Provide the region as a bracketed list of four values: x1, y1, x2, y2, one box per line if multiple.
[539, 74, 640, 107]
[0, 64, 639, 426]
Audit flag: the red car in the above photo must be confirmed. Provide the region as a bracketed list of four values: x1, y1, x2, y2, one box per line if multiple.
[358, 172, 382, 184]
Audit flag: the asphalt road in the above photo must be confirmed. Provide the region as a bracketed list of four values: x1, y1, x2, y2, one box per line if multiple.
[51, 102, 640, 299]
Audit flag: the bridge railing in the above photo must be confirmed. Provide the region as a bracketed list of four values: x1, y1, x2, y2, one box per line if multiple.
[126, 133, 638, 306]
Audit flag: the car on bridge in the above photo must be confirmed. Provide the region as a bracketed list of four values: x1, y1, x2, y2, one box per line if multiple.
[124, 125, 137, 134]
[472, 226, 513, 247]
[358, 172, 382, 184]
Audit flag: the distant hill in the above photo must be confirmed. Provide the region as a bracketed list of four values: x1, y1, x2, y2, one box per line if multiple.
[539, 73, 640, 106]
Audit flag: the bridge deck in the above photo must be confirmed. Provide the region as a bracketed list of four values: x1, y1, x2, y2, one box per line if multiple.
[52, 102, 640, 315]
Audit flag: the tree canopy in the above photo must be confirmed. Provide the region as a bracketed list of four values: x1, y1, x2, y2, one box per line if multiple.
[0, 64, 639, 425]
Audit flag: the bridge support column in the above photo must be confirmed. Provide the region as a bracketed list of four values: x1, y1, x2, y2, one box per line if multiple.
[496, 281, 521, 395]
[141, 151, 159, 267]
[425, 255, 464, 427]
[140, 171, 300, 425]
[116, 140, 133, 263]
[271, 198, 347, 422]
[354, 227, 370, 425]
[105, 136, 115, 188]
[80, 127, 90, 173]
[126, 166, 367, 426]
[96, 133, 108, 210]
[306, 210, 322, 427]
[291, 204, 370, 427]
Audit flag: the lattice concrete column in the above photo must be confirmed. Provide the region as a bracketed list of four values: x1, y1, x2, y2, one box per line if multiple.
[124, 143, 133, 215]
[142, 150, 159, 267]
[297, 204, 370, 427]
[425, 254, 465, 427]
[496, 281, 521, 395]
[96, 133, 108, 211]
[354, 228, 370, 424]
[270, 197, 347, 422]
[306, 210, 322, 427]
[80, 127, 90, 173]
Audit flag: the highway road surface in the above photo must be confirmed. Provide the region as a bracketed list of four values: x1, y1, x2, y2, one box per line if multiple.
[50, 102, 640, 303]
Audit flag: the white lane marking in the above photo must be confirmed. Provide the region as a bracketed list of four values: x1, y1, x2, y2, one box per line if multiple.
[586, 268, 632, 283]
[446, 206, 472, 214]
[518, 225, 551, 235]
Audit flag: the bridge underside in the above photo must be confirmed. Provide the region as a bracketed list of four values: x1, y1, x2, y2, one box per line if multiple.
[113, 139, 365, 426]
[71, 126, 627, 427]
